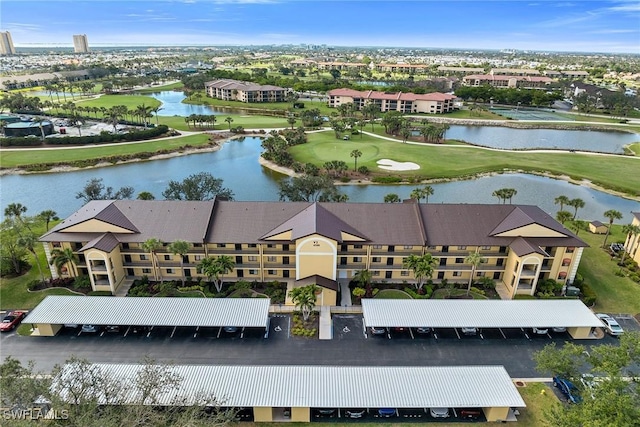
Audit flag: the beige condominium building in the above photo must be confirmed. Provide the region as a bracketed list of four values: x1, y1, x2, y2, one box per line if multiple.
[40, 200, 587, 303]
[462, 74, 554, 89]
[204, 79, 286, 103]
[328, 88, 457, 114]
[624, 212, 640, 264]
[0, 31, 16, 55]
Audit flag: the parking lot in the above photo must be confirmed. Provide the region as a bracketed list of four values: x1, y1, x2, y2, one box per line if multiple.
[332, 314, 365, 340]
[311, 407, 486, 422]
[366, 326, 573, 342]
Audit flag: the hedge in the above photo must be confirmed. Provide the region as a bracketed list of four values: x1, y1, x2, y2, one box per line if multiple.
[0, 125, 169, 147]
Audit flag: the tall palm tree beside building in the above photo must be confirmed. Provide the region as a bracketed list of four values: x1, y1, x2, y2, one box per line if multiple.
[620, 223, 640, 266]
[554, 195, 570, 211]
[168, 240, 189, 286]
[142, 238, 163, 282]
[49, 247, 78, 277]
[403, 254, 438, 291]
[602, 210, 623, 248]
[18, 233, 47, 284]
[289, 284, 318, 321]
[568, 198, 585, 220]
[465, 251, 485, 296]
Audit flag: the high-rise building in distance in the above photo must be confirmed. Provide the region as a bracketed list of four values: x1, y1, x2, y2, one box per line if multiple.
[0, 31, 16, 55]
[73, 34, 89, 53]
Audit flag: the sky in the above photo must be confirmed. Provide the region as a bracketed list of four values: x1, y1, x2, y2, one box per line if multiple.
[1, 0, 639, 53]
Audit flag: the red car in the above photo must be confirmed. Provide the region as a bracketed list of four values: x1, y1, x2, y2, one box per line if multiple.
[0, 311, 26, 332]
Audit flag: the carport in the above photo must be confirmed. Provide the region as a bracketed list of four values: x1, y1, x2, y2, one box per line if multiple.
[362, 299, 603, 339]
[53, 364, 525, 423]
[23, 296, 270, 337]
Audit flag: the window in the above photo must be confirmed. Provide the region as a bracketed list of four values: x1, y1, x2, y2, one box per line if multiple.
[217, 244, 226, 248]
[164, 255, 171, 261]
[401, 271, 409, 276]
[353, 257, 362, 263]
[558, 271, 567, 280]
[140, 254, 148, 261]
[453, 271, 461, 277]
[354, 244, 363, 249]
[457, 245, 467, 250]
[166, 268, 175, 274]
[249, 269, 257, 275]
[372, 271, 380, 276]
[122, 243, 129, 249]
[404, 245, 413, 250]
[373, 244, 382, 249]
[267, 256, 277, 262]
[194, 243, 202, 248]
[566, 247, 575, 254]
[267, 244, 275, 248]
[372, 257, 381, 263]
[194, 255, 203, 261]
[248, 256, 257, 262]
[455, 258, 464, 264]
[283, 244, 289, 251]
[142, 268, 151, 274]
[267, 269, 276, 275]
[562, 258, 571, 267]
[248, 244, 257, 248]
[476, 271, 485, 277]
[52, 242, 61, 248]
[481, 246, 491, 250]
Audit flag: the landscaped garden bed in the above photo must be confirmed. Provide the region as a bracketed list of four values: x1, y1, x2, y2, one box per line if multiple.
[27, 277, 92, 295]
[291, 311, 318, 338]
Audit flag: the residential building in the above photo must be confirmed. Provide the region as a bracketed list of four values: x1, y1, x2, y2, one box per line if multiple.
[73, 34, 89, 53]
[327, 88, 457, 114]
[205, 79, 286, 103]
[375, 63, 430, 74]
[40, 200, 587, 301]
[437, 66, 485, 75]
[462, 74, 554, 89]
[490, 68, 541, 76]
[0, 31, 16, 55]
[316, 61, 368, 71]
[589, 220, 607, 234]
[624, 212, 640, 264]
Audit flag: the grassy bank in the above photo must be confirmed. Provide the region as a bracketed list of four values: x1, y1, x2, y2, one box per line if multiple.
[289, 130, 640, 198]
[75, 94, 161, 109]
[0, 134, 213, 169]
[158, 114, 295, 132]
[576, 224, 640, 315]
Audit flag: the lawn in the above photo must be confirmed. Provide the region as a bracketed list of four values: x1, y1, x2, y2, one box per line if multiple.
[133, 81, 184, 93]
[374, 289, 413, 299]
[160, 114, 296, 132]
[289, 130, 640, 197]
[629, 143, 640, 156]
[0, 134, 213, 168]
[184, 91, 334, 116]
[75, 94, 161, 110]
[442, 109, 507, 120]
[575, 224, 640, 315]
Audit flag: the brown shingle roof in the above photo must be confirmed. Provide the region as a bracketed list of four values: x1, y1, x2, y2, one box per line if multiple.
[47, 200, 139, 234]
[296, 275, 339, 291]
[81, 232, 120, 252]
[509, 237, 548, 257]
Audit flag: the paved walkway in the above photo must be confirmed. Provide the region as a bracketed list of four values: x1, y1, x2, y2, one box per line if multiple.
[495, 283, 511, 300]
[114, 279, 135, 297]
[340, 281, 352, 306]
[318, 306, 332, 340]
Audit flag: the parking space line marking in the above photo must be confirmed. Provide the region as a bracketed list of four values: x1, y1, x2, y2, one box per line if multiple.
[409, 328, 415, 340]
[362, 318, 368, 338]
[287, 316, 291, 339]
[499, 328, 507, 339]
[455, 328, 461, 340]
[124, 326, 131, 337]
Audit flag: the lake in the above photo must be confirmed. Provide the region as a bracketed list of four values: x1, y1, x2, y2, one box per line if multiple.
[1, 136, 637, 222]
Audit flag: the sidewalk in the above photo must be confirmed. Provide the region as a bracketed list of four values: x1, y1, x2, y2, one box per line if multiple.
[318, 306, 332, 340]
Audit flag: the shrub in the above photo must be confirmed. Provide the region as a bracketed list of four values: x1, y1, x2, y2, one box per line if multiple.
[357, 166, 369, 175]
[27, 280, 41, 291]
[73, 275, 91, 289]
[88, 291, 113, 296]
[580, 283, 597, 306]
[352, 287, 366, 298]
[469, 286, 485, 295]
[372, 176, 402, 184]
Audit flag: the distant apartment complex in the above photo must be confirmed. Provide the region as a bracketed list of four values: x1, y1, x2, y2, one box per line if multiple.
[328, 88, 457, 114]
[40, 200, 586, 302]
[462, 74, 554, 89]
[624, 212, 640, 265]
[205, 79, 286, 103]
[0, 31, 16, 55]
[73, 34, 89, 53]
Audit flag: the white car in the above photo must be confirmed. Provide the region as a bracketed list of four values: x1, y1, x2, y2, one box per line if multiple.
[461, 327, 478, 336]
[596, 313, 624, 336]
[429, 407, 450, 418]
[532, 327, 549, 335]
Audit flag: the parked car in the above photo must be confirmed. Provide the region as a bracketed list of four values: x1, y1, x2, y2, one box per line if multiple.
[377, 408, 397, 417]
[80, 324, 99, 334]
[596, 313, 624, 336]
[461, 327, 478, 336]
[370, 326, 386, 335]
[315, 408, 336, 417]
[345, 408, 367, 419]
[552, 327, 567, 333]
[415, 327, 432, 334]
[553, 376, 582, 404]
[429, 407, 450, 418]
[0, 311, 26, 332]
[223, 326, 238, 333]
[460, 408, 482, 419]
[610, 243, 624, 253]
[532, 327, 549, 335]
[105, 326, 121, 333]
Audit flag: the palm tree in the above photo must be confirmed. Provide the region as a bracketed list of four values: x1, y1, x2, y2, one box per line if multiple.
[49, 247, 79, 277]
[504, 188, 518, 204]
[384, 193, 401, 203]
[4, 203, 27, 220]
[620, 223, 640, 266]
[141, 238, 163, 282]
[287, 116, 296, 129]
[353, 269, 373, 297]
[37, 209, 59, 231]
[410, 188, 423, 203]
[556, 211, 573, 224]
[554, 195, 570, 211]
[492, 189, 506, 204]
[567, 198, 585, 220]
[225, 116, 234, 130]
[197, 255, 234, 293]
[350, 149, 362, 172]
[402, 253, 438, 291]
[571, 219, 589, 236]
[168, 240, 190, 286]
[289, 284, 318, 321]
[602, 209, 623, 248]
[17, 233, 47, 284]
[421, 186, 434, 203]
[464, 251, 485, 296]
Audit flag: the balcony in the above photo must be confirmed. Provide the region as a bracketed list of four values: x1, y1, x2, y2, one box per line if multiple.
[90, 263, 107, 272]
[207, 248, 260, 255]
[520, 268, 538, 278]
[337, 263, 367, 270]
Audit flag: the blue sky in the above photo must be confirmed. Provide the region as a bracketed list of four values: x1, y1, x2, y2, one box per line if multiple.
[1, 0, 639, 53]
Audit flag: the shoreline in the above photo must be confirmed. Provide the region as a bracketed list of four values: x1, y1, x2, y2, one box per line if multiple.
[3, 131, 639, 202]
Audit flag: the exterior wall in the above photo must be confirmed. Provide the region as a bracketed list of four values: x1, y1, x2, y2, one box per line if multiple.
[625, 216, 640, 264]
[589, 224, 607, 234]
[567, 326, 592, 339]
[62, 219, 133, 234]
[34, 323, 62, 337]
[253, 407, 273, 422]
[316, 288, 337, 307]
[483, 406, 510, 422]
[290, 407, 310, 422]
[296, 235, 337, 280]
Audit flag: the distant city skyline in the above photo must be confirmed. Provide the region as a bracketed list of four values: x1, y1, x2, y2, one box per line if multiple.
[1, 0, 639, 53]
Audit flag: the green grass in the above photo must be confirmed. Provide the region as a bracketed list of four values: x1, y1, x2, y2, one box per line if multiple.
[133, 81, 185, 93]
[289, 129, 640, 197]
[554, 113, 623, 124]
[432, 289, 488, 299]
[575, 224, 640, 315]
[75, 94, 161, 110]
[184, 91, 334, 116]
[374, 289, 413, 299]
[0, 134, 212, 168]
[160, 114, 296, 132]
[443, 109, 507, 120]
[629, 143, 640, 156]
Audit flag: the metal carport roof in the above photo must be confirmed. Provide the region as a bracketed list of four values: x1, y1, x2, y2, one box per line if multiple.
[362, 299, 603, 329]
[55, 364, 526, 409]
[24, 296, 270, 328]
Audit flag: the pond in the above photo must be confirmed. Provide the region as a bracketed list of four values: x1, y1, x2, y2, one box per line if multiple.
[418, 125, 639, 154]
[1, 137, 637, 222]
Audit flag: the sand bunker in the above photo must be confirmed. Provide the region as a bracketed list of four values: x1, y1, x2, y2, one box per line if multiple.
[376, 159, 420, 171]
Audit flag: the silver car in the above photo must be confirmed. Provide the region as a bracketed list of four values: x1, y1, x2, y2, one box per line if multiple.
[429, 407, 450, 418]
[596, 313, 624, 336]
